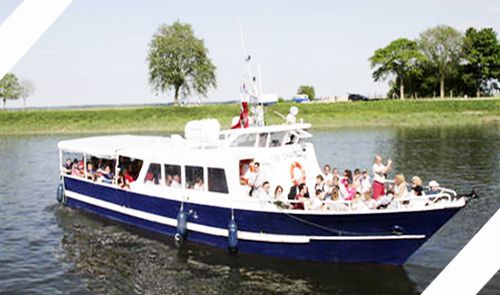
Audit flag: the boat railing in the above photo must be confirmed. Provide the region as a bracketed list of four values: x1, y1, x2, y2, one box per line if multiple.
[277, 187, 459, 212]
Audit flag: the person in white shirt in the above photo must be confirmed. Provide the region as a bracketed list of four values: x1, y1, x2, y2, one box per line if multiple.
[249, 162, 265, 197]
[372, 155, 392, 200]
[323, 164, 334, 183]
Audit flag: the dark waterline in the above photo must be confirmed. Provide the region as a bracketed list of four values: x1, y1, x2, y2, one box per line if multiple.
[0, 126, 499, 294]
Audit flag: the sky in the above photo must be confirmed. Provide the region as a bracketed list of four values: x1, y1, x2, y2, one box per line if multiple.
[1, 0, 500, 108]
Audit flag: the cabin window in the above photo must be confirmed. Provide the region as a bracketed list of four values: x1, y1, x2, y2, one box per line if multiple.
[269, 132, 286, 147]
[208, 168, 228, 193]
[61, 152, 84, 177]
[165, 164, 182, 188]
[86, 156, 116, 184]
[186, 165, 204, 191]
[144, 163, 161, 185]
[257, 133, 269, 147]
[118, 156, 143, 183]
[230, 133, 256, 147]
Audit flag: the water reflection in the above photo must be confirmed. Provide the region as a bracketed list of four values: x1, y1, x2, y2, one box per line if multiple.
[55, 206, 418, 294]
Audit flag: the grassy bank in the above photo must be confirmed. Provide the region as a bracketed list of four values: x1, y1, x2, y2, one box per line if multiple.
[1, 99, 499, 135]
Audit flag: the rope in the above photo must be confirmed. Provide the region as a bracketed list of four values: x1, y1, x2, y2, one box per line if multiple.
[280, 209, 398, 237]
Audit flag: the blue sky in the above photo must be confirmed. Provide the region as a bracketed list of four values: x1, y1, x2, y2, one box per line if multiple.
[1, 0, 500, 107]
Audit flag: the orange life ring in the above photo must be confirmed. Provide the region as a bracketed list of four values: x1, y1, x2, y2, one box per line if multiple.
[290, 162, 306, 185]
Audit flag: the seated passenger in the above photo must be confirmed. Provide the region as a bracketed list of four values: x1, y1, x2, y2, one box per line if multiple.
[193, 177, 204, 191]
[393, 173, 408, 200]
[86, 162, 97, 181]
[315, 174, 325, 192]
[410, 176, 424, 196]
[291, 183, 308, 210]
[258, 181, 272, 204]
[344, 180, 356, 201]
[353, 169, 362, 193]
[117, 169, 129, 189]
[171, 174, 182, 189]
[100, 165, 114, 184]
[273, 185, 288, 209]
[360, 170, 372, 199]
[165, 174, 173, 186]
[427, 180, 440, 195]
[144, 172, 155, 184]
[63, 158, 72, 174]
[123, 166, 135, 184]
[309, 189, 326, 211]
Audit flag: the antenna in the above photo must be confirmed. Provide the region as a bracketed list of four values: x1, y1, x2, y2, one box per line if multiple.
[237, 15, 258, 98]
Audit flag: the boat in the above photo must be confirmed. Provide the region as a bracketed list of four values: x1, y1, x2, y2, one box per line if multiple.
[56, 102, 469, 265]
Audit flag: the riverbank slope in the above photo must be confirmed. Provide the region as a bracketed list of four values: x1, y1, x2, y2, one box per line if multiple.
[1, 99, 499, 135]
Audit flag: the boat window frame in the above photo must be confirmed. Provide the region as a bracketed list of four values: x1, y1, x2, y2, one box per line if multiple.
[207, 167, 229, 194]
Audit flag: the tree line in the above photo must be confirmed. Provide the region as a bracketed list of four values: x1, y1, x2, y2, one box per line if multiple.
[370, 25, 500, 99]
[0, 73, 34, 109]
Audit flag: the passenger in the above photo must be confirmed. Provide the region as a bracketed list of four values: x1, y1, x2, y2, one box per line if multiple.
[353, 169, 362, 193]
[309, 189, 326, 211]
[393, 173, 408, 200]
[287, 183, 300, 200]
[332, 167, 340, 179]
[63, 158, 72, 174]
[323, 164, 333, 183]
[171, 174, 182, 189]
[86, 162, 96, 181]
[372, 155, 392, 200]
[410, 176, 424, 196]
[360, 170, 372, 200]
[315, 174, 325, 192]
[324, 180, 335, 200]
[115, 169, 126, 189]
[341, 169, 352, 189]
[258, 181, 272, 204]
[123, 165, 136, 184]
[352, 192, 369, 210]
[100, 165, 114, 184]
[273, 185, 288, 209]
[427, 180, 440, 195]
[344, 179, 356, 201]
[291, 183, 308, 210]
[194, 177, 204, 191]
[327, 189, 349, 211]
[248, 162, 264, 197]
[335, 176, 349, 200]
[165, 174, 173, 186]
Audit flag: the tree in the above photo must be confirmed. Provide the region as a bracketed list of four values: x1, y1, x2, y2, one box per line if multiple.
[419, 25, 463, 98]
[370, 38, 425, 99]
[147, 21, 217, 104]
[19, 78, 35, 109]
[0, 73, 21, 109]
[462, 27, 500, 97]
[297, 85, 315, 100]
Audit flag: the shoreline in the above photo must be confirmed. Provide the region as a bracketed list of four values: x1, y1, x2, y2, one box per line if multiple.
[1, 99, 499, 135]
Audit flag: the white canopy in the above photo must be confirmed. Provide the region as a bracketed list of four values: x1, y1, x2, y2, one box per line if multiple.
[57, 135, 173, 159]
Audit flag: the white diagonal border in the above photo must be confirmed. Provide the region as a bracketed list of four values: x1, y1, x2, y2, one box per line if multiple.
[423, 208, 500, 294]
[0, 0, 73, 80]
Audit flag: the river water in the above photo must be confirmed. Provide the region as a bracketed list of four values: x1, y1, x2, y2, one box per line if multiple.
[0, 126, 499, 294]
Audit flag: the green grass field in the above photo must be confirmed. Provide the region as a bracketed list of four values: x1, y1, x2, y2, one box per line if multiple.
[0, 99, 499, 135]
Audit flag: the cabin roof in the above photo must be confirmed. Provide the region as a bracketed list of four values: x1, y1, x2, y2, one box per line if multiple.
[58, 134, 260, 162]
[57, 135, 173, 158]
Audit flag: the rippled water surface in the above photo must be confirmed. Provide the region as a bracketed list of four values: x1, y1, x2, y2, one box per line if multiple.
[1, 126, 499, 294]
